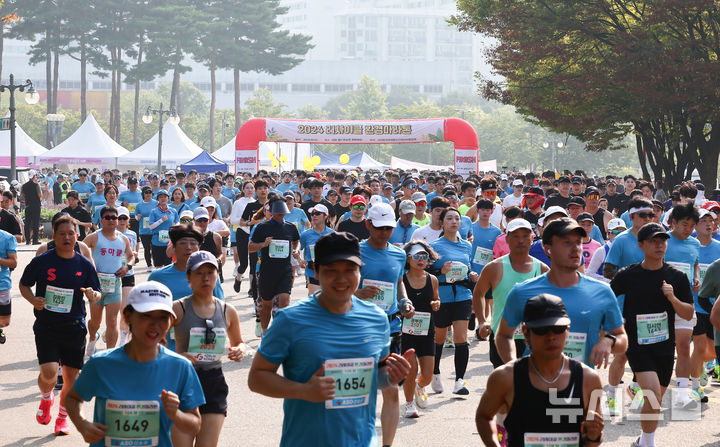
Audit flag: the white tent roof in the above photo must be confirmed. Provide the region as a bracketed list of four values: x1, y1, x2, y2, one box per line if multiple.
[38, 114, 128, 163]
[119, 121, 203, 166]
[0, 122, 46, 157]
[390, 156, 451, 171]
[212, 135, 237, 163]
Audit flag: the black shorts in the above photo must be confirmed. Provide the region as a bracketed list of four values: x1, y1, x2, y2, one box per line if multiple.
[34, 320, 87, 370]
[230, 241, 237, 248]
[307, 276, 319, 286]
[0, 302, 10, 316]
[151, 244, 171, 266]
[694, 312, 714, 338]
[489, 331, 526, 369]
[390, 331, 401, 355]
[626, 351, 675, 387]
[401, 325, 435, 358]
[258, 269, 293, 300]
[121, 275, 135, 288]
[197, 367, 228, 415]
[434, 300, 472, 329]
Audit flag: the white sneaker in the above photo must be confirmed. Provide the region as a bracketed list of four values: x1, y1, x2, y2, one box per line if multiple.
[431, 374, 444, 393]
[146, 266, 153, 273]
[255, 321, 262, 338]
[452, 378, 469, 396]
[415, 383, 429, 409]
[86, 338, 97, 357]
[444, 330, 455, 348]
[674, 393, 699, 410]
[403, 401, 419, 418]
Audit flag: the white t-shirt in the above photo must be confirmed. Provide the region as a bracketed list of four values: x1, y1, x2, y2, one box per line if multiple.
[411, 224, 443, 243]
[502, 194, 523, 209]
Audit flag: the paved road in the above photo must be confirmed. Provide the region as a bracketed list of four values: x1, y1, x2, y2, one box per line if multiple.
[2, 247, 720, 446]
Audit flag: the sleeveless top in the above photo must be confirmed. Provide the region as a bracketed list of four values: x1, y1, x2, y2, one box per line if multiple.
[92, 230, 125, 274]
[504, 356, 584, 447]
[174, 297, 227, 370]
[491, 255, 542, 333]
[47, 240, 81, 254]
[200, 230, 218, 256]
[592, 208, 607, 240]
[402, 272, 434, 314]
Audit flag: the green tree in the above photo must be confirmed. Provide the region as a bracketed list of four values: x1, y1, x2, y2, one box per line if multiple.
[244, 88, 287, 118]
[296, 104, 328, 120]
[341, 75, 388, 120]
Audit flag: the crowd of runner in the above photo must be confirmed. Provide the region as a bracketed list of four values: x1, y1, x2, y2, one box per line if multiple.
[4, 165, 720, 446]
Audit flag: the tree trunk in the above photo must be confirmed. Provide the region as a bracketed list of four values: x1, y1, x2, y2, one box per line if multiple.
[114, 53, 122, 143]
[234, 68, 241, 132]
[170, 64, 180, 111]
[209, 53, 216, 152]
[0, 22, 4, 90]
[80, 43, 87, 121]
[109, 53, 116, 140]
[176, 76, 183, 118]
[45, 35, 52, 148]
[52, 50, 59, 113]
[133, 44, 143, 150]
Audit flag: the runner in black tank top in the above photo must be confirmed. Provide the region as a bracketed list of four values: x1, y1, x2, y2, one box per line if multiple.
[592, 208, 608, 240]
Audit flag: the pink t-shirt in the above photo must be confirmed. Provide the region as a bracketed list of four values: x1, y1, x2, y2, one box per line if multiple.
[582, 239, 603, 268]
[493, 233, 510, 259]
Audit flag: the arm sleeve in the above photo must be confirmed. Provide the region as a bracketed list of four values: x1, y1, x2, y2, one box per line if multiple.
[257, 310, 292, 365]
[604, 238, 622, 267]
[587, 246, 606, 280]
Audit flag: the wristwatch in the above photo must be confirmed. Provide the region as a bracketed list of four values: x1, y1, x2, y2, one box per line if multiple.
[604, 333, 617, 348]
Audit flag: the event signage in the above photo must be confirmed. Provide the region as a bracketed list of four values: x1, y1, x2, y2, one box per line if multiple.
[235, 149, 258, 174]
[454, 149, 479, 177]
[0, 118, 10, 131]
[263, 119, 445, 145]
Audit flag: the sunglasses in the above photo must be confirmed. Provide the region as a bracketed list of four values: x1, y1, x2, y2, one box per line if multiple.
[204, 319, 216, 345]
[195, 218, 209, 223]
[483, 190, 496, 196]
[118, 216, 129, 221]
[310, 212, 325, 217]
[586, 194, 600, 199]
[79, 174, 87, 177]
[180, 218, 193, 223]
[609, 229, 625, 235]
[410, 253, 429, 261]
[416, 201, 426, 207]
[102, 215, 118, 221]
[530, 325, 568, 335]
[636, 212, 654, 219]
[374, 226, 394, 231]
[406, 184, 418, 190]
[352, 204, 366, 210]
[143, 191, 152, 194]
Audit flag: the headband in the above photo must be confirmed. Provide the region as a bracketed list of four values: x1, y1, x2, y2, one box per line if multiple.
[629, 206, 653, 215]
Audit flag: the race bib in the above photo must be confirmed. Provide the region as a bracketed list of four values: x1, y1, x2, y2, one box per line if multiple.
[44, 285, 74, 313]
[513, 326, 525, 340]
[105, 400, 160, 447]
[524, 432, 580, 447]
[0, 289, 9, 305]
[563, 332, 587, 362]
[699, 263, 710, 284]
[446, 261, 468, 282]
[158, 230, 169, 243]
[402, 311, 431, 336]
[324, 357, 374, 409]
[637, 312, 669, 345]
[668, 261, 693, 281]
[268, 240, 290, 258]
[309, 244, 315, 261]
[97, 272, 118, 294]
[188, 327, 227, 362]
[78, 192, 89, 201]
[232, 224, 238, 232]
[472, 246, 493, 266]
[361, 279, 395, 311]
[127, 203, 138, 213]
[142, 217, 150, 230]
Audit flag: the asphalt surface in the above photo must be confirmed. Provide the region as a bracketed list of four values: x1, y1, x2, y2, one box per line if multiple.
[2, 246, 720, 446]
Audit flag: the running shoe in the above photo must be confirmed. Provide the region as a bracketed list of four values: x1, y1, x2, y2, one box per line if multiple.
[36, 395, 53, 425]
[54, 417, 70, 436]
[700, 369, 709, 387]
[255, 321, 262, 338]
[233, 276, 242, 293]
[54, 372, 63, 391]
[414, 383, 429, 409]
[0, 329, 5, 344]
[475, 328, 486, 341]
[497, 425, 508, 447]
[431, 374, 444, 393]
[691, 387, 709, 403]
[444, 330, 455, 348]
[452, 378, 469, 396]
[714, 364, 720, 382]
[403, 401, 419, 418]
[86, 336, 97, 357]
[146, 266, 153, 273]
[631, 438, 641, 447]
[674, 394, 700, 410]
[607, 397, 620, 417]
[705, 359, 716, 374]
[626, 383, 643, 401]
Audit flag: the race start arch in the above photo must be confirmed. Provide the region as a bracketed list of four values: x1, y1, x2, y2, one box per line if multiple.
[234, 118, 479, 176]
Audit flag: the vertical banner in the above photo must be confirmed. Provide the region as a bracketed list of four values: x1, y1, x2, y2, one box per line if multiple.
[235, 149, 258, 174]
[454, 149, 478, 178]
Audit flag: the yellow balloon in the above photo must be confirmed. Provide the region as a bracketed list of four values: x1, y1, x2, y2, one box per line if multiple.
[268, 151, 276, 160]
[279, 155, 288, 163]
[339, 154, 350, 164]
[271, 160, 279, 168]
[311, 155, 321, 165]
[302, 158, 314, 171]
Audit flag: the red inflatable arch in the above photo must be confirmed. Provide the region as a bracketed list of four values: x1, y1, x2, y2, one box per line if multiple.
[235, 118, 479, 176]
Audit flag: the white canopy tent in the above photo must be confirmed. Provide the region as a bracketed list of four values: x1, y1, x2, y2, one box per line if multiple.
[390, 156, 451, 171]
[119, 121, 203, 167]
[0, 122, 46, 166]
[38, 114, 128, 165]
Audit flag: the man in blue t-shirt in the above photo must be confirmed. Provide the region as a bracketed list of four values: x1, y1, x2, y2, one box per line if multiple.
[497, 218, 627, 368]
[19, 215, 102, 436]
[389, 200, 419, 246]
[0, 228, 17, 343]
[248, 231, 412, 447]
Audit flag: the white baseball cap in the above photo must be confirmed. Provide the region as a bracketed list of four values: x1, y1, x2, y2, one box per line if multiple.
[193, 207, 210, 220]
[500, 174, 508, 180]
[126, 281, 175, 317]
[607, 218, 627, 230]
[411, 192, 427, 203]
[369, 195, 384, 207]
[117, 206, 130, 218]
[512, 179, 523, 186]
[399, 200, 416, 214]
[544, 206, 569, 218]
[367, 203, 396, 228]
[28, 169, 37, 178]
[699, 208, 717, 220]
[200, 196, 217, 209]
[180, 209, 194, 220]
[310, 204, 329, 215]
[506, 218, 533, 233]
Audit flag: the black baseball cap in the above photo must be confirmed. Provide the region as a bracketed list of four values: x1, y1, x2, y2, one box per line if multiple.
[523, 294, 571, 328]
[637, 222, 670, 242]
[542, 218, 587, 245]
[557, 175, 571, 184]
[576, 212, 595, 223]
[314, 232, 362, 267]
[567, 196, 586, 208]
[127, 177, 138, 184]
[571, 176, 584, 184]
[584, 186, 599, 196]
[339, 186, 352, 194]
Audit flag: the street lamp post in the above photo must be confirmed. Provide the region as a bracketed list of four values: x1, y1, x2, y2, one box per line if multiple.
[142, 103, 179, 173]
[0, 74, 39, 181]
[542, 139, 564, 173]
